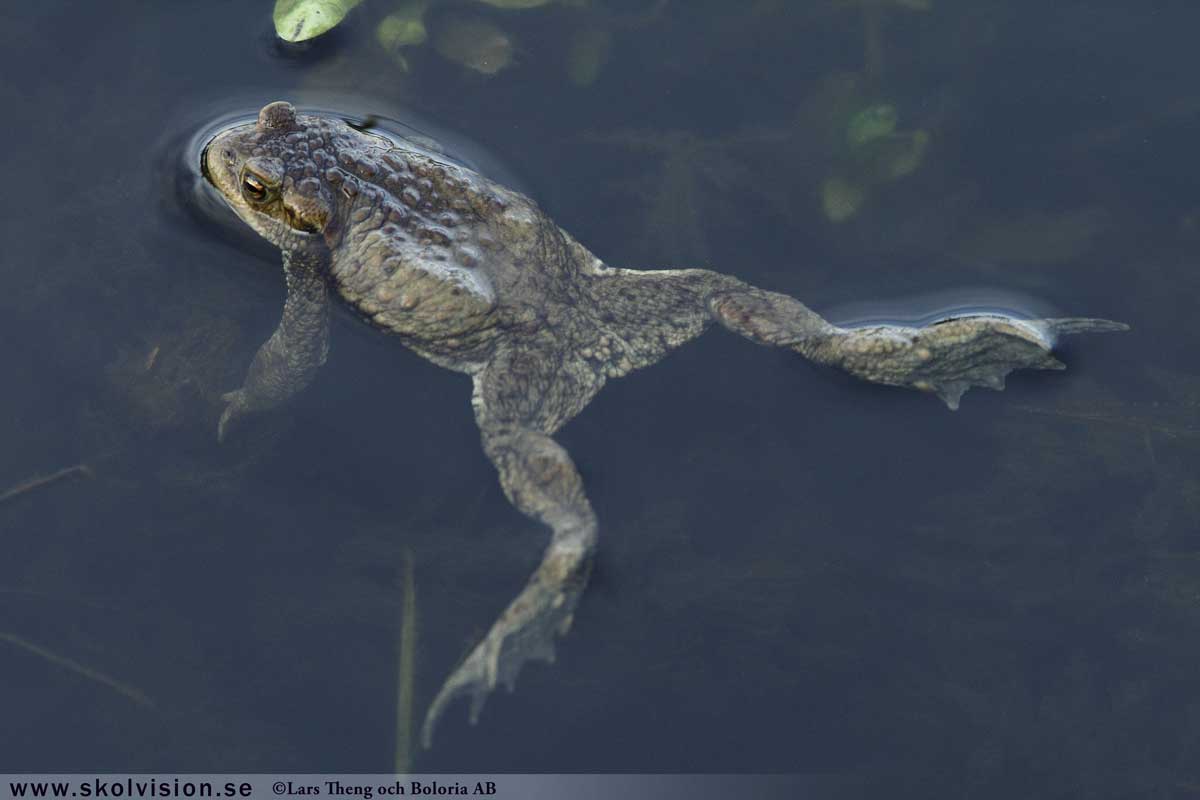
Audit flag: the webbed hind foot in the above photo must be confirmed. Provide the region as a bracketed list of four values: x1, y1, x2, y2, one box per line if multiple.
[422, 387, 598, 747]
[823, 315, 1129, 409]
[421, 559, 585, 747]
[707, 283, 1127, 409]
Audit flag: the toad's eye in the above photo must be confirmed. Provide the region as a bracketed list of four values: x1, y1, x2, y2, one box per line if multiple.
[242, 173, 268, 201]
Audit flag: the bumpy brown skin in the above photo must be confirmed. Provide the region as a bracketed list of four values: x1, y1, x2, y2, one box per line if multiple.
[203, 101, 1126, 745]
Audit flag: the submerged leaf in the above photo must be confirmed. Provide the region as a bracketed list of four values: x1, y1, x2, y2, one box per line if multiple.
[378, 0, 429, 58]
[822, 176, 867, 222]
[846, 103, 898, 148]
[884, 129, 930, 179]
[434, 16, 515, 75]
[567, 28, 611, 86]
[273, 0, 363, 43]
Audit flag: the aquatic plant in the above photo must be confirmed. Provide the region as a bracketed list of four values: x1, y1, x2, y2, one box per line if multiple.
[0, 632, 153, 708]
[566, 27, 611, 86]
[0, 464, 92, 506]
[882, 129, 929, 178]
[821, 175, 867, 223]
[433, 15, 516, 75]
[820, 95, 933, 222]
[586, 127, 792, 264]
[563, 0, 667, 87]
[275, 0, 624, 82]
[377, 0, 430, 68]
[846, 103, 898, 148]
[273, 0, 363, 42]
[394, 551, 418, 771]
[834, 0, 932, 79]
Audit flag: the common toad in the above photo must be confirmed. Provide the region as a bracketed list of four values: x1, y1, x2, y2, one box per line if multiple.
[202, 101, 1126, 745]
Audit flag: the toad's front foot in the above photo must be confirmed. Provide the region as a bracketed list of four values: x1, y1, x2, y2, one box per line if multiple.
[217, 389, 252, 443]
[820, 315, 1128, 409]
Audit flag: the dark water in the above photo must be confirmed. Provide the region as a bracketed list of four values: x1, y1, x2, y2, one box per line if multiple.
[1, 0, 1198, 794]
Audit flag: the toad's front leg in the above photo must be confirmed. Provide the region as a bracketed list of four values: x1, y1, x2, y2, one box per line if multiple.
[218, 249, 330, 441]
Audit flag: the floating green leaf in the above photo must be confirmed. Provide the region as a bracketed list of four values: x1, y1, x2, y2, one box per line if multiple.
[273, 0, 363, 43]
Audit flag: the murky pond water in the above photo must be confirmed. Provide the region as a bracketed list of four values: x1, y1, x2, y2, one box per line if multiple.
[1, 1, 1198, 794]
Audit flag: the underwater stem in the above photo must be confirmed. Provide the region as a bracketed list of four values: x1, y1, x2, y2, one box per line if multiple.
[394, 551, 418, 772]
[0, 631, 153, 708]
[862, 2, 884, 80]
[0, 464, 93, 506]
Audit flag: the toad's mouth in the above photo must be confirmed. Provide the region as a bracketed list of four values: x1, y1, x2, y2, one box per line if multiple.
[199, 142, 212, 185]
[198, 138, 232, 194]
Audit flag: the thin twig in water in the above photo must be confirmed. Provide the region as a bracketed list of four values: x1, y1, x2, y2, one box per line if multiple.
[0, 631, 153, 708]
[0, 464, 94, 506]
[1014, 404, 1200, 438]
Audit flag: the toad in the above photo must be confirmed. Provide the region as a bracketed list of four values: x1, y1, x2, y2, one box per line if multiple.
[202, 101, 1126, 745]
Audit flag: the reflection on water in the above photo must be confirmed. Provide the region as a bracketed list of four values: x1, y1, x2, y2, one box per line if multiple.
[822, 286, 1061, 328]
[0, 1, 1197, 795]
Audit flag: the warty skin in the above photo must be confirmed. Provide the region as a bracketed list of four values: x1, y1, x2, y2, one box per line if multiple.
[203, 101, 1127, 745]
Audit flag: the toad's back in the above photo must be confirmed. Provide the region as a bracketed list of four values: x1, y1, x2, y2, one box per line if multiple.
[319, 123, 598, 363]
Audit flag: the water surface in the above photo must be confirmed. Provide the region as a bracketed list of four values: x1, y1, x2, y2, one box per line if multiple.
[0, 2, 1197, 796]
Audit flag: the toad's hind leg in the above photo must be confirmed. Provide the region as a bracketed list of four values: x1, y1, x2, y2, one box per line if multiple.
[706, 285, 1127, 408]
[421, 347, 602, 747]
[594, 267, 1126, 407]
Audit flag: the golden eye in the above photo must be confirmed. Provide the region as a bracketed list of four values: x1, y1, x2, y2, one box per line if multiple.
[242, 173, 268, 201]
